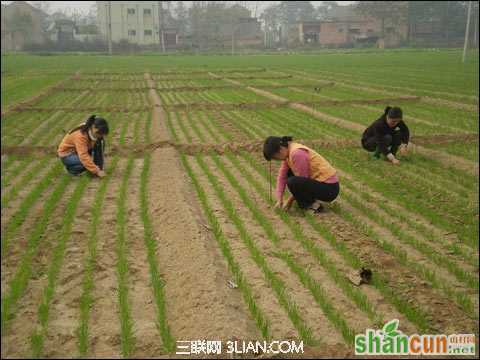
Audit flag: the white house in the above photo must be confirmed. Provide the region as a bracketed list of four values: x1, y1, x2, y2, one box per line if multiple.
[96, 1, 178, 47]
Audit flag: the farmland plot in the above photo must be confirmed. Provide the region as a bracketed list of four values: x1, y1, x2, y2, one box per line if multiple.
[1, 53, 478, 358]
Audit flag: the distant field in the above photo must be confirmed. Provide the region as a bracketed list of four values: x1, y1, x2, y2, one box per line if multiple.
[1, 49, 478, 358]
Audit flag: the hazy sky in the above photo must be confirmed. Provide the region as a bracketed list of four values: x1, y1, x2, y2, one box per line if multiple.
[1, 1, 354, 16]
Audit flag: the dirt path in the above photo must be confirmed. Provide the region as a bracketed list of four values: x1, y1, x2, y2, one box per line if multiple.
[145, 74, 259, 345]
[145, 73, 170, 143]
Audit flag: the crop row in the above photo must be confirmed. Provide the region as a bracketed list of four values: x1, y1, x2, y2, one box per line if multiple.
[1, 83, 172, 357]
[167, 103, 478, 293]
[168, 108, 478, 344]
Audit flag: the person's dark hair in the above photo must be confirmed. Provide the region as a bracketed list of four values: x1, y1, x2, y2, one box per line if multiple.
[383, 106, 402, 120]
[263, 136, 292, 161]
[69, 115, 109, 135]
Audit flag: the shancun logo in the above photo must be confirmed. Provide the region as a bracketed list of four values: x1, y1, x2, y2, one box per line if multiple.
[355, 319, 476, 356]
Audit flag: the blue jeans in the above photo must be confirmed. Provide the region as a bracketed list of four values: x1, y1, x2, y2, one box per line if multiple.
[61, 153, 87, 176]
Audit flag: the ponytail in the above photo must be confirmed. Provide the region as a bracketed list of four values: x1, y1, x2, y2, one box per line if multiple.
[263, 136, 293, 161]
[382, 106, 403, 121]
[281, 136, 293, 146]
[69, 114, 109, 136]
[84, 114, 96, 130]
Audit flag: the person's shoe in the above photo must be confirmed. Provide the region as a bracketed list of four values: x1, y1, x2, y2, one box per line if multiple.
[309, 200, 325, 214]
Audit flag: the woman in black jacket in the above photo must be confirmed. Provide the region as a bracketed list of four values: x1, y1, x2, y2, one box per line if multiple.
[361, 106, 410, 165]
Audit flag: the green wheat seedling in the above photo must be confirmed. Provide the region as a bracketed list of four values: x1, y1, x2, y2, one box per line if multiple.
[139, 153, 175, 352]
[1, 156, 32, 188]
[76, 157, 120, 356]
[1, 155, 21, 174]
[180, 153, 271, 340]
[196, 154, 316, 346]
[165, 111, 179, 141]
[241, 151, 431, 333]
[277, 251, 356, 344]
[196, 112, 223, 141]
[176, 111, 193, 143]
[30, 175, 90, 358]
[340, 183, 478, 291]
[335, 191, 476, 316]
[144, 111, 152, 143]
[1, 173, 71, 333]
[328, 149, 478, 250]
[1, 157, 52, 209]
[115, 156, 136, 357]
[1, 162, 64, 258]
[340, 175, 477, 268]
[222, 153, 376, 338]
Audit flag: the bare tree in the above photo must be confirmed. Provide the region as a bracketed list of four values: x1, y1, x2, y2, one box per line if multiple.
[31, 1, 52, 14]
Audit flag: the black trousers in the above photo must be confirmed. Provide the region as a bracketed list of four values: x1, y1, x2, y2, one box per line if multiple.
[92, 139, 105, 170]
[286, 169, 340, 209]
[361, 130, 402, 155]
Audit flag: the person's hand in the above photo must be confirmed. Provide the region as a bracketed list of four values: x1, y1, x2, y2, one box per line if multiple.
[282, 195, 295, 211]
[399, 144, 408, 156]
[97, 170, 106, 178]
[274, 200, 283, 209]
[282, 202, 292, 211]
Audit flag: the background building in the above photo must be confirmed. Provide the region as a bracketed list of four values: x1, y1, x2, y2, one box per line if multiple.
[96, 1, 178, 48]
[286, 4, 407, 48]
[1, 1, 48, 51]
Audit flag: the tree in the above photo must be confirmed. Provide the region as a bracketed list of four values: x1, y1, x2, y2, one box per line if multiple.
[173, 1, 188, 35]
[31, 1, 51, 15]
[278, 1, 316, 24]
[315, 1, 338, 20]
[407, 1, 472, 45]
[355, 1, 408, 38]
[189, 1, 201, 48]
[261, 2, 282, 47]
[187, 2, 251, 49]
[85, 4, 97, 26]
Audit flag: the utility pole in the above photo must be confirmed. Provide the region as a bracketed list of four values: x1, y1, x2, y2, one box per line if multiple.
[107, 1, 112, 55]
[158, 1, 165, 52]
[231, 13, 236, 56]
[462, 1, 472, 63]
[231, 24, 235, 55]
[474, 2, 478, 48]
[445, 1, 449, 47]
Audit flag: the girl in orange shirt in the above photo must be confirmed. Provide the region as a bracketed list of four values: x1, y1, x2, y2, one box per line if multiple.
[57, 115, 109, 177]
